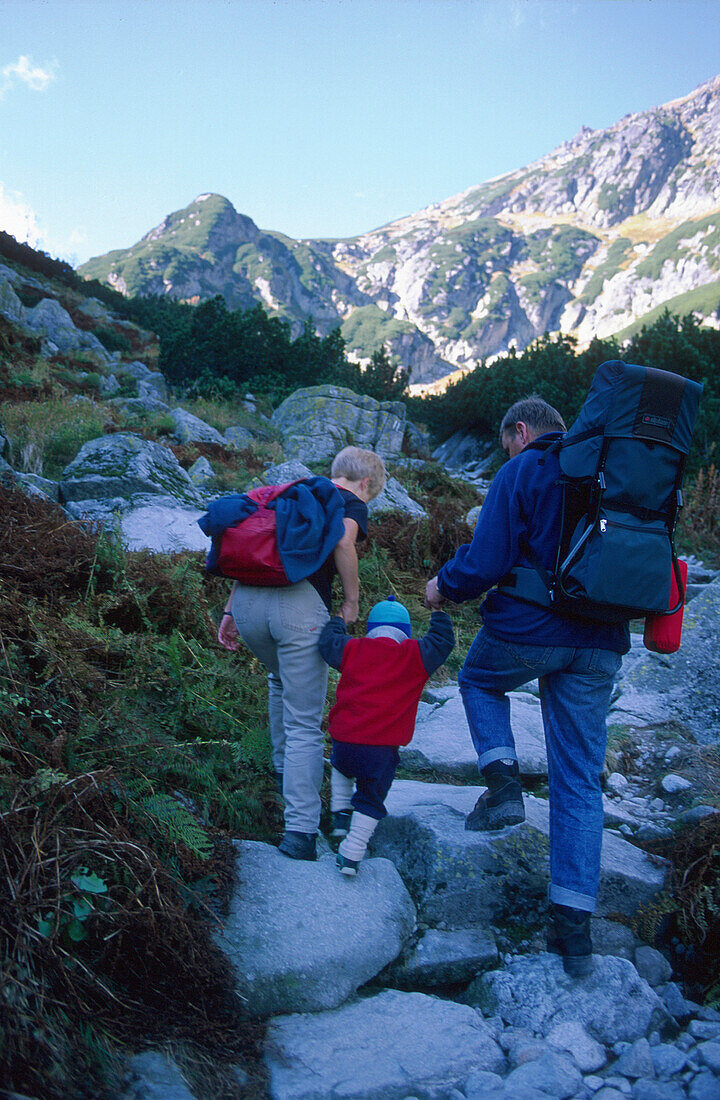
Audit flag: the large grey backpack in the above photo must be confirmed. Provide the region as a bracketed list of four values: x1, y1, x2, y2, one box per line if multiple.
[499, 360, 703, 623]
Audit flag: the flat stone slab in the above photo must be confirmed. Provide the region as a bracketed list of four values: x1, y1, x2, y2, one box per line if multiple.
[264, 988, 504, 1099]
[402, 686, 548, 780]
[370, 780, 668, 926]
[214, 841, 416, 1017]
[379, 925, 498, 988]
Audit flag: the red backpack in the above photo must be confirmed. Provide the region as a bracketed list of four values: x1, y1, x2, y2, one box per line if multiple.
[216, 482, 297, 585]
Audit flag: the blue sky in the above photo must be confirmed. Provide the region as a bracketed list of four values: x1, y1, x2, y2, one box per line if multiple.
[1, 0, 719, 265]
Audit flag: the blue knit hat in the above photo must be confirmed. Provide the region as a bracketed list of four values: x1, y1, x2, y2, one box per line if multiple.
[366, 594, 412, 637]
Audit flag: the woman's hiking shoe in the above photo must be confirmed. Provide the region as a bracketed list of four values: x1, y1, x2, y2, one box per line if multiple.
[278, 831, 317, 861]
[336, 852, 359, 876]
[331, 809, 352, 837]
[547, 903, 594, 977]
[465, 760, 525, 831]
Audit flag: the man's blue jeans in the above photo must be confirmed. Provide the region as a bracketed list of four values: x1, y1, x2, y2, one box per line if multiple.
[458, 627, 622, 913]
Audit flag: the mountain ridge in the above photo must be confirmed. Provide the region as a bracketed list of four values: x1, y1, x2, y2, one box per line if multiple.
[79, 74, 720, 386]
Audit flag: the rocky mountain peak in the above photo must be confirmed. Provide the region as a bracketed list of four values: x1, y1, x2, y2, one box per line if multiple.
[80, 75, 720, 386]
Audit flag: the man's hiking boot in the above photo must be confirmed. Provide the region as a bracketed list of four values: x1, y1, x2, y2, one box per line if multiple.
[465, 760, 525, 831]
[278, 831, 317, 861]
[547, 903, 594, 977]
[336, 852, 359, 877]
[331, 809, 352, 838]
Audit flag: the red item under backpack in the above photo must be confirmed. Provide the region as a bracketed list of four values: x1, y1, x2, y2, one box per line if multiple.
[216, 482, 295, 585]
[643, 558, 688, 654]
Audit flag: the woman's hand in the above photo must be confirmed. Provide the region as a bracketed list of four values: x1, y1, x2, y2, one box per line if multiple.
[218, 612, 240, 652]
[340, 597, 359, 625]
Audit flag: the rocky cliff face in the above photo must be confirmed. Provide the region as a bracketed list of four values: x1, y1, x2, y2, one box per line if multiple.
[79, 76, 720, 385]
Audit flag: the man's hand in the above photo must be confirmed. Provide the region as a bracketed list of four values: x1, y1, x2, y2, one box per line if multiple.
[340, 598, 359, 625]
[424, 575, 447, 610]
[218, 613, 240, 652]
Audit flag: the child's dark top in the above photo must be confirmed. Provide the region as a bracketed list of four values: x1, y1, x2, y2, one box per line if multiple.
[319, 611, 455, 747]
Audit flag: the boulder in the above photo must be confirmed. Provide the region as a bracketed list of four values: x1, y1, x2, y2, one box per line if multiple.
[63, 493, 209, 554]
[169, 408, 225, 446]
[76, 297, 114, 324]
[120, 1051, 197, 1099]
[138, 371, 168, 402]
[502, 1050, 583, 1098]
[120, 360, 153, 381]
[108, 393, 170, 414]
[433, 430, 494, 472]
[401, 686, 548, 780]
[264, 988, 504, 1099]
[116, 496, 209, 553]
[369, 781, 668, 926]
[272, 385, 405, 463]
[214, 841, 416, 1016]
[379, 925, 498, 989]
[98, 373, 121, 396]
[224, 424, 256, 450]
[188, 456, 215, 488]
[611, 580, 720, 744]
[546, 1020, 607, 1072]
[60, 433, 202, 507]
[263, 460, 314, 484]
[467, 953, 669, 1044]
[368, 475, 426, 518]
[0, 276, 25, 323]
[25, 298, 111, 361]
[13, 472, 60, 503]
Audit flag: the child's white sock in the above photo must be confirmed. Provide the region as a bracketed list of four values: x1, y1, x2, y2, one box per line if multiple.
[331, 767, 354, 812]
[338, 812, 378, 863]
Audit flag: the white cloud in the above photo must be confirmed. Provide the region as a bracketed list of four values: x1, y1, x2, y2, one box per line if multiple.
[0, 183, 42, 246]
[1, 54, 57, 99]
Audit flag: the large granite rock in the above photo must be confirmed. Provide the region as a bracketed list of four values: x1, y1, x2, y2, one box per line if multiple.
[0, 276, 25, 323]
[610, 580, 720, 743]
[467, 953, 669, 1044]
[370, 781, 668, 926]
[401, 686, 548, 780]
[24, 298, 111, 361]
[272, 385, 405, 463]
[169, 407, 225, 446]
[214, 841, 416, 1017]
[60, 433, 201, 507]
[264, 988, 504, 1099]
[368, 475, 426, 517]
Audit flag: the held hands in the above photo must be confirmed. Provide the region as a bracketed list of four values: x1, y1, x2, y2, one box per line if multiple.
[218, 612, 240, 652]
[340, 598, 359, 625]
[424, 575, 447, 610]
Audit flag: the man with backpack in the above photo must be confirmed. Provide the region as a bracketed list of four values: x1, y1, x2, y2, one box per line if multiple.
[217, 446, 387, 863]
[425, 396, 630, 977]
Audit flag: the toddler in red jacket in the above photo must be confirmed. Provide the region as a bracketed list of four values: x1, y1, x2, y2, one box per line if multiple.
[318, 595, 454, 876]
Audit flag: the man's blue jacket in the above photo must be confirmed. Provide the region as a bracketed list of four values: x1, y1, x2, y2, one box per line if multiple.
[437, 433, 629, 653]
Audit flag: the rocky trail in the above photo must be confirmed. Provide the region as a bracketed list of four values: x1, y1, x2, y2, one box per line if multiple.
[122, 578, 720, 1100]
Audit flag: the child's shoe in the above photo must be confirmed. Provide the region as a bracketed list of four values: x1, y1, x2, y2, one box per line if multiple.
[336, 852, 359, 876]
[331, 809, 352, 837]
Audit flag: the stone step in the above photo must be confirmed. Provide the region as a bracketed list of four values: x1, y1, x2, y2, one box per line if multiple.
[370, 780, 668, 927]
[212, 840, 415, 1018]
[265, 988, 504, 1100]
[403, 684, 548, 780]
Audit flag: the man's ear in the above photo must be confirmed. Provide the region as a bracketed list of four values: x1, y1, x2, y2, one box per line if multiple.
[515, 421, 529, 446]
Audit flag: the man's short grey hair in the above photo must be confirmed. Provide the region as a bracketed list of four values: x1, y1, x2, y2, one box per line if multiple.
[499, 395, 566, 443]
[331, 446, 387, 499]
